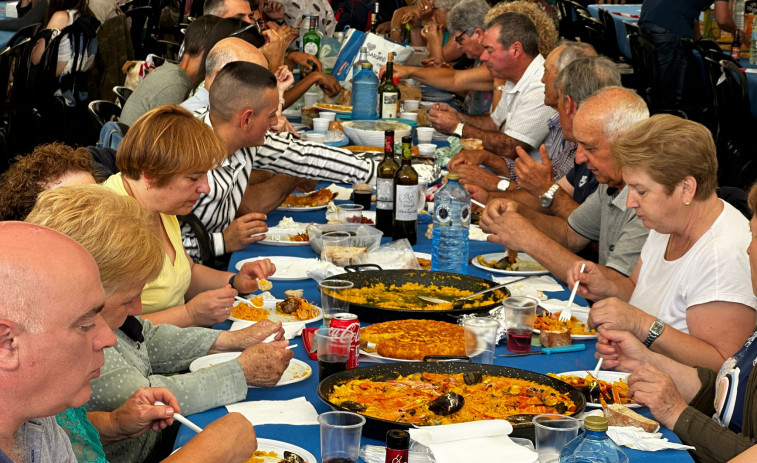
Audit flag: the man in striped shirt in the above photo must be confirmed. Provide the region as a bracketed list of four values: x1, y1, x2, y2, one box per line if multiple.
[182, 62, 375, 261]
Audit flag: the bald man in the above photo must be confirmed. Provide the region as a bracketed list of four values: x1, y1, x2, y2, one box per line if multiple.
[0, 222, 116, 461]
[480, 87, 650, 284]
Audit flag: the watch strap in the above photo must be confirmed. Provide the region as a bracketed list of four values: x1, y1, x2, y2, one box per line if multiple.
[643, 319, 665, 348]
[453, 122, 465, 137]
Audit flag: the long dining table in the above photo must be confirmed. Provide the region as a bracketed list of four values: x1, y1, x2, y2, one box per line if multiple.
[173, 190, 695, 462]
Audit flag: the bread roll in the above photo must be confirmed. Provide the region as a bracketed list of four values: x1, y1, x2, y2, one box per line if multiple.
[604, 404, 659, 433]
[323, 246, 367, 266]
[461, 138, 484, 150]
[539, 330, 571, 348]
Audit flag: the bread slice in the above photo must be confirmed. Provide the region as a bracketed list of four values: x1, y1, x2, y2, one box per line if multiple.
[604, 404, 659, 433]
[323, 246, 367, 267]
[539, 330, 571, 348]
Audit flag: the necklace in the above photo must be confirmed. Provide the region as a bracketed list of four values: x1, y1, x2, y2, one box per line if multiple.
[665, 199, 719, 260]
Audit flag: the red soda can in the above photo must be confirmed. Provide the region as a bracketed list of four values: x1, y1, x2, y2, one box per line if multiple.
[330, 312, 360, 369]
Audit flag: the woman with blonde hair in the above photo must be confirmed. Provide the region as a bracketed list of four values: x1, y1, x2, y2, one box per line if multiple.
[27, 184, 289, 462]
[104, 104, 276, 328]
[569, 114, 757, 371]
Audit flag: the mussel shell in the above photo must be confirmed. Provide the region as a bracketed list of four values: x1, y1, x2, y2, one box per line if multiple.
[428, 392, 465, 416]
[463, 371, 483, 385]
[283, 451, 305, 463]
[340, 400, 366, 412]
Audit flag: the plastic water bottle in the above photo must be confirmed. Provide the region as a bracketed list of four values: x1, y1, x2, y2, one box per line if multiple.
[351, 63, 378, 120]
[431, 173, 470, 274]
[559, 416, 630, 463]
[750, 16, 757, 65]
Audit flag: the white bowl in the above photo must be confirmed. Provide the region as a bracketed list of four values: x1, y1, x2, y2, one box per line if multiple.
[342, 120, 412, 148]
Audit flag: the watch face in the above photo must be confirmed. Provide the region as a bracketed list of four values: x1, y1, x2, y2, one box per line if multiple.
[540, 196, 551, 208]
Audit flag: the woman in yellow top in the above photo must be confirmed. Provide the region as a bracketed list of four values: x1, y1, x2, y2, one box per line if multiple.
[104, 104, 275, 327]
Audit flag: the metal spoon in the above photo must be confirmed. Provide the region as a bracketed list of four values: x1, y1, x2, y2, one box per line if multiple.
[416, 276, 532, 307]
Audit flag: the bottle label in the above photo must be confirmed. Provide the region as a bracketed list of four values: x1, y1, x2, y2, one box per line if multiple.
[385, 449, 408, 463]
[435, 203, 451, 225]
[303, 42, 318, 55]
[376, 178, 394, 210]
[381, 92, 399, 118]
[395, 184, 418, 220]
[460, 204, 471, 225]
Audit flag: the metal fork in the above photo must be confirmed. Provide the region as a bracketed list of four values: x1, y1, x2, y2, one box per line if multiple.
[559, 263, 585, 323]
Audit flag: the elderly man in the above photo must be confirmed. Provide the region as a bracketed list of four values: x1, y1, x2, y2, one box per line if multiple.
[120, 16, 219, 127]
[480, 87, 650, 283]
[184, 61, 375, 260]
[0, 222, 257, 463]
[449, 41, 596, 193]
[429, 13, 556, 165]
[466, 54, 621, 220]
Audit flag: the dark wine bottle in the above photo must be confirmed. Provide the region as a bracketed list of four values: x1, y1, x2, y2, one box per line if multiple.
[392, 135, 418, 244]
[378, 52, 401, 118]
[376, 130, 399, 235]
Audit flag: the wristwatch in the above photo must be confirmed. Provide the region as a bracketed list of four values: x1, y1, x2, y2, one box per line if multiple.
[496, 177, 511, 191]
[453, 122, 465, 137]
[643, 319, 666, 348]
[539, 182, 560, 208]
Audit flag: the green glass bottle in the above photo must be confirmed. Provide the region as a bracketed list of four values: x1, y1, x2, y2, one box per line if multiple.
[379, 52, 401, 119]
[376, 130, 399, 235]
[393, 135, 418, 244]
[301, 16, 320, 77]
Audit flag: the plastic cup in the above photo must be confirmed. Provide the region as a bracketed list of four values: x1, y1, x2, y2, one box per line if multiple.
[416, 127, 434, 143]
[352, 183, 372, 210]
[463, 317, 500, 364]
[306, 132, 326, 144]
[533, 414, 581, 463]
[318, 278, 354, 326]
[504, 296, 538, 353]
[417, 143, 437, 156]
[315, 327, 353, 382]
[338, 203, 364, 223]
[319, 111, 337, 121]
[303, 93, 318, 106]
[400, 112, 418, 122]
[318, 411, 366, 463]
[403, 99, 420, 110]
[313, 117, 330, 132]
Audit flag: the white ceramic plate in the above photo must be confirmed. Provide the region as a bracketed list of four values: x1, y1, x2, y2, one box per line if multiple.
[314, 102, 352, 114]
[472, 252, 549, 276]
[553, 370, 638, 408]
[235, 256, 318, 281]
[533, 307, 597, 340]
[172, 438, 316, 462]
[259, 226, 312, 246]
[277, 204, 329, 212]
[189, 353, 312, 388]
[229, 298, 323, 325]
[324, 210, 376, 223]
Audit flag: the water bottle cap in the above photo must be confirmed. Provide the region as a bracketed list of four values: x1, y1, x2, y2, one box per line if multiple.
[447, 173, 460, 180]
[584, 415, 608, 432]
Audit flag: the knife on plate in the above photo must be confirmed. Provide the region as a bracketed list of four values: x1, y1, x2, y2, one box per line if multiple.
[498, 344, 586, 357]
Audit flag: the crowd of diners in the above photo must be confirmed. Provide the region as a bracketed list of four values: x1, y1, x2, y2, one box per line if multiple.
[0, 0, 755, 462]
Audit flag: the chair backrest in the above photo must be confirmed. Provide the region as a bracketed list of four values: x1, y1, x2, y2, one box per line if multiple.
[6, 23, 40, 48]
[623, 20, 639, 38]
[579, 15, 610, 57]
[124, 6, 155, 60]
[112, 85, 133, 106]
[88, 99, 122, 127]
[598, 8, 622, 61]
[556, 0, 577, 41]
[628, 33, 661, 113]
[178, 213, 216, 267]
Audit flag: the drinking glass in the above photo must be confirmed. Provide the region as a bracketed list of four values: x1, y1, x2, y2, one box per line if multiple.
[318, 411, 366, 463]
[318, 279, 353, 325]
[504, 296, 538, 353]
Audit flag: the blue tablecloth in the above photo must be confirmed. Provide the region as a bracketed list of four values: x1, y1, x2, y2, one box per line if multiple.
[0, 2, 15, 49]
[587, 4, 640, 59]
[174, 192, 694, 462]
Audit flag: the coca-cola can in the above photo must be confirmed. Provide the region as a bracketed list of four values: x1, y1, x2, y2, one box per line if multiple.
[330, 312, 360, 369]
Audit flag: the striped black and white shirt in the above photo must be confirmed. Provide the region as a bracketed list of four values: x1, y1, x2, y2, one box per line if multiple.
[181, 109, 376, 261]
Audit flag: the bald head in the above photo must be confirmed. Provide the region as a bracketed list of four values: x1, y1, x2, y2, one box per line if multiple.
[578, 87, 649, 143]
[204, 37, 268, 89]
[0, 222, 101, 332]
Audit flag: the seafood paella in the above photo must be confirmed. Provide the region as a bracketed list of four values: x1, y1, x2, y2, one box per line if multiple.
[331, 282, 506, 311]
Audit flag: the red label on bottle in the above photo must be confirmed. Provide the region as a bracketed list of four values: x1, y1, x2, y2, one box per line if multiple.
[385, 449, 408, 463]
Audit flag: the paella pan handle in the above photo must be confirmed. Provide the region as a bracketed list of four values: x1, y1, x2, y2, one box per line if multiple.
[344, 263, 383, 272]
[422, 355, 472, 363]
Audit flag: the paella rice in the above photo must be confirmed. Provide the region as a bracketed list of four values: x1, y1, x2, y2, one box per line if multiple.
[332, 282, 504, 311]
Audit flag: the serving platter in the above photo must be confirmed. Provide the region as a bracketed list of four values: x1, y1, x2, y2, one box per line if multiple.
[472, 252, 549, 276]
[553, 370, 637, 408]
[276, 204, 329, 212]
[314, 102, 352, 114]
[229, 297, 323, 325]
[235, 256, 317, 281]
[189, 353, 312, 388]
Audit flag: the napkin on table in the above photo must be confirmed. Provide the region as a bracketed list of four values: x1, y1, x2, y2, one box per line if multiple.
[229, 320, 305, 340]
[607, 426, 695, 452]
[225, 396, 319, 426]
[325, 183, 353, 200]
[408, 420, 538, 463]
[491, 275, 565, 301]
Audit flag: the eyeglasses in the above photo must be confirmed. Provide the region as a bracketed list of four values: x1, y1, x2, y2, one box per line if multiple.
[454, 30, 470, 44]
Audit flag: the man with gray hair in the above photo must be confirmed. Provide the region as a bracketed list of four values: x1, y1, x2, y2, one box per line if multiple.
[480, 87, 650, 284]
[467, 54, 621, 220]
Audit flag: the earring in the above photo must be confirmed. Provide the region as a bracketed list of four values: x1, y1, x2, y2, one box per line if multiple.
[685, 201, 690, 206]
